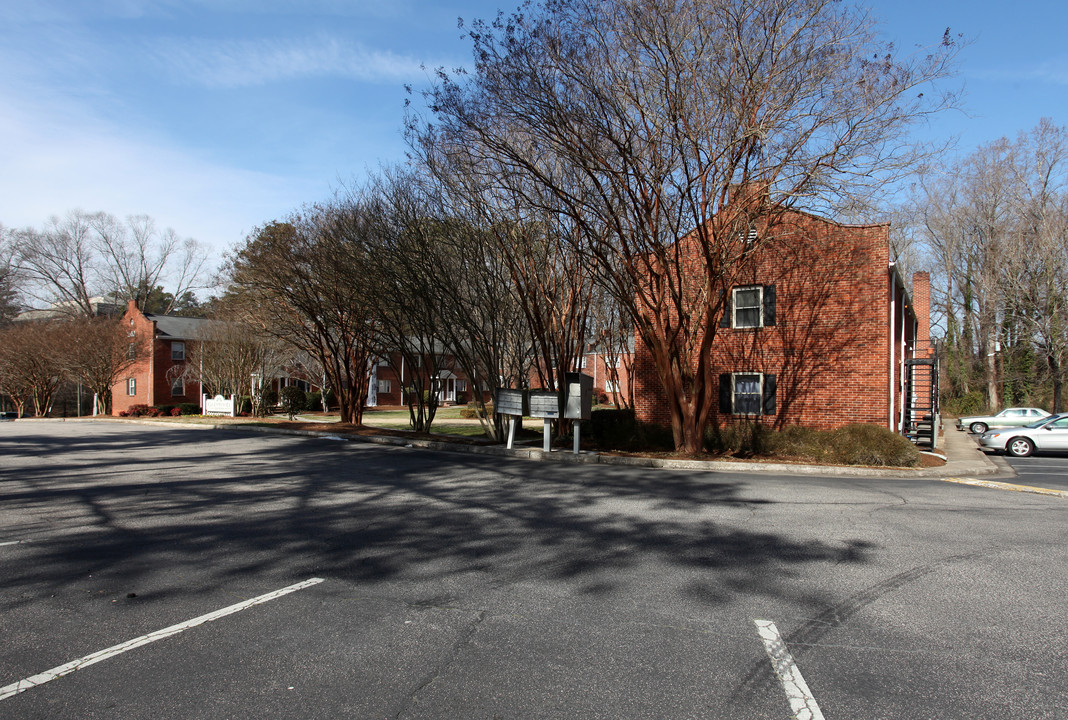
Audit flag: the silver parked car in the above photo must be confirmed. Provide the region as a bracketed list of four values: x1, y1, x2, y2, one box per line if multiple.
[956, 407, 1049, 435]
[978, 413, 1068, 457]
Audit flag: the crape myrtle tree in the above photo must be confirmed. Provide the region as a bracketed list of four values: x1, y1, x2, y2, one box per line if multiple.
[226, 209, 378, 425]
[359, 172, 455, 434]
[362, 169, 538, 439]
[64, 316, 146, 415]
[414, 121, 602, 439]
[0, 321, 68, 417]
[414, 0, 960, 452]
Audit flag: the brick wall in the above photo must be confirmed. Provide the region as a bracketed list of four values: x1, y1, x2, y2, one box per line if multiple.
[632, 210, 914, 431]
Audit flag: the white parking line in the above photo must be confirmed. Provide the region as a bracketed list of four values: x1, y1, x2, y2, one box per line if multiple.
[0, 541, 23, 547]
[0, 577, 324, 702]
[754, 619, 825, 720]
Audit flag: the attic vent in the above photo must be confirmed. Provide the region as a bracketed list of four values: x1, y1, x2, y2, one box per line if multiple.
[739, 227, 758, 247]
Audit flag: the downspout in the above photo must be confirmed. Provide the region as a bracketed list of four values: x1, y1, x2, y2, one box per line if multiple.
[900, 297, 907, 433]
[889, 264, 896, 431]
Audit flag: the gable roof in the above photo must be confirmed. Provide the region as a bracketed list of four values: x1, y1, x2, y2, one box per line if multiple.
[146, 314, 212, 340]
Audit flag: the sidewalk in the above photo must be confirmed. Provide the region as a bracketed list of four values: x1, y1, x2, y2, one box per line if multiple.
[79, 415, 1007, 479]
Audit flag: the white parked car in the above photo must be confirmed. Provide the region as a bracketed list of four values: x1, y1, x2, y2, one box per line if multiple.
[978, 414, 1068, 457]
[955, 407, 1049, 435]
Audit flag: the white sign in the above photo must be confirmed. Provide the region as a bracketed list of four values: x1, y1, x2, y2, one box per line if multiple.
[203, 394, 235, 417]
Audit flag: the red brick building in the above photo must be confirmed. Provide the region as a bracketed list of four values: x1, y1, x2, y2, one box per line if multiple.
[632, 209, 930, 432]
[112, 300, 205, 415]
[369, 350, 484, 407]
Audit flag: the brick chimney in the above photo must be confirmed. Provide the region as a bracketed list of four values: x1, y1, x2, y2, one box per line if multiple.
[913, 271, 932, 358]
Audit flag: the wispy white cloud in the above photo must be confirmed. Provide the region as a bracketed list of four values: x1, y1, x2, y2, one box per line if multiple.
[971, 56, 1068, 86]
[0, 82, 323, 263]
[152, 34, 432, 88]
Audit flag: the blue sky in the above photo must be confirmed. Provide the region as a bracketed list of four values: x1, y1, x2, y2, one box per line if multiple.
[1, 0, 1066, 270]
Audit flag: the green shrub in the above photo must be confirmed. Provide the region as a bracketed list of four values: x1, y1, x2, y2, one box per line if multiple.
[305, 391, 322, 410]
[588, 409, 674, 451]
[829, 424, 921, 467]
[280, 386, 307, 417]
[705, 420, 774, 455]
[942, 389, 986, 417]
[323, 389, 336, 409]
[460, 403, 487, 419]
[590, 408, 636, 447]
[705, 421, 919, 466]
[178, 403, 201, 415]
[239, 396, 253, 414]
[260, 389, 279, 408]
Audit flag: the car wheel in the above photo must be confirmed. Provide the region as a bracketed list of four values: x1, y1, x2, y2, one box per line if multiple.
[970, 422, 988, 434]
[1007, 437, 1034, 458]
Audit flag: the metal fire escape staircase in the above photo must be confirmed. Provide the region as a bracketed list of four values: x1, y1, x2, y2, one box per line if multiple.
[903, 358, 939, 448]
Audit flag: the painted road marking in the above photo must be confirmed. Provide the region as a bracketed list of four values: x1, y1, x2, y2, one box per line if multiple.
[942, 477, 1068, 498]
[754, 619, 825, 720]
[0, 577, 325, 701]
[0, 541, 23, 547]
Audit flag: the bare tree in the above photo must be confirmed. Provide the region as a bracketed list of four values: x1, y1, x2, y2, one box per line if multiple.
[63, 316, 145, 415]
[0, 224, 21, 324]
[178, 316, 289, 416]
[13, 210, 208, 316]
[226, 210, 378, 425]
[414, 0, 961, 452]
[0, 321, 68, 416]
[916, 120, 1068, 412]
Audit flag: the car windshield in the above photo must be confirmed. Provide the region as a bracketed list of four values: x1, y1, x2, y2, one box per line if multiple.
[1024, 414, 1063, 429]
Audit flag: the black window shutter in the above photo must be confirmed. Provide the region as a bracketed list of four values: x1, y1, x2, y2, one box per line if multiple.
[719, 373, 732, 413]
[719, 290, 732, 328]
[762, 373, 777, 415]
[763, 284, 776, 327]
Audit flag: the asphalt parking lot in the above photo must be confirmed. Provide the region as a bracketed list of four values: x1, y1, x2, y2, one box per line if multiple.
[2, 421, 1067, 719]
[1000, 452, 1068, 492]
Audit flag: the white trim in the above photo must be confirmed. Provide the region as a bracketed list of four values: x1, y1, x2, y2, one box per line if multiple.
[732, 285, 764, 329]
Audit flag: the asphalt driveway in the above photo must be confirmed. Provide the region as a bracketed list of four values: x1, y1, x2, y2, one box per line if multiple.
[2, 421, 1066, 719]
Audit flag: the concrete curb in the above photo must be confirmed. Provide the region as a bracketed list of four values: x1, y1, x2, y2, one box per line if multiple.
[29, 416, 1008, 479]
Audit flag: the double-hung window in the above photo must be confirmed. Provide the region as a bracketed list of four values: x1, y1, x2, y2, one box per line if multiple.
[377, 379, 392, 394]
[171, 377, 185, 396]
[126, 378, 137, 396]
[720, 285, 777, 329]
[171, 342, 185, 361]
[719, 372, 776, 416]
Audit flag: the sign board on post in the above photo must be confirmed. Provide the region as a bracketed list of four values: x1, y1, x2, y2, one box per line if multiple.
[202, 394, 235, 417]
[495, 388, 527, 417]
[528, 390, 560, 453]
[564, 373, 594, 455]
[563, 373, 593, 420]
[528, 391, 560, 418]
[495, 388, 527, 450]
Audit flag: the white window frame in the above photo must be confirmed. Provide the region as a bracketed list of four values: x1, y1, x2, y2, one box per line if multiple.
[456, 379, 467, 393]
[126, 378, 137, 396]
[171, 377, 185, 396]
[574, 356, 588, 370]
[377, 379, 392, 394]
[731, 372, 763, 415]
[171, 341, 185, 361]
[732, 286, 764, 329]
[604, 380, 619, 393]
